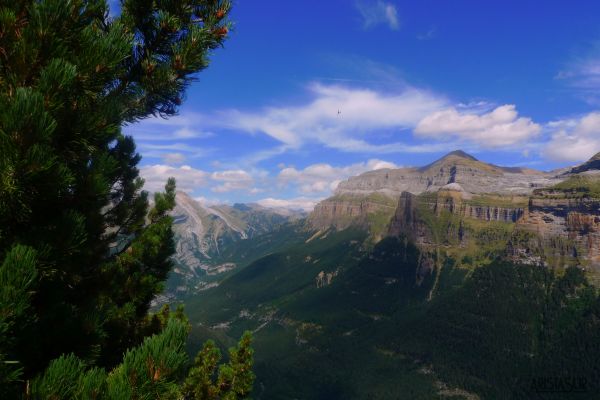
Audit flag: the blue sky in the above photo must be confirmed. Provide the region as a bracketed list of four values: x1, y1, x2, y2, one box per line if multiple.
[119, 0, 600, 209]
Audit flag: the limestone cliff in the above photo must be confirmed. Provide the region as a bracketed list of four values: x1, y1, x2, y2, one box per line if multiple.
[304, 151, 600, 284]
[310, 151, 560, 235]
[308, 192, 397, 240]
[388, 186, 524, 248]
[508, 183, 600, 272]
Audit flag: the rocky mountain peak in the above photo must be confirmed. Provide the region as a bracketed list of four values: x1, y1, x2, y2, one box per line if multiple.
[333, 151, 561, 199]
[418, 149, 498, 174]
[444, 150, 478, 161]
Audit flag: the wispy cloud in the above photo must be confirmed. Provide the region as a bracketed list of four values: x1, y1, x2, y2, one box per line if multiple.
[161, 153, 187, 165]
[417, 27, 436, 41]
[127, 114, 215, 164]
[555, 47, 600, 104]
[556, 57, 600, 90]
[355, 0, 400, 31]
[219, 83, 447, 154]
[136, 142, 212, 164]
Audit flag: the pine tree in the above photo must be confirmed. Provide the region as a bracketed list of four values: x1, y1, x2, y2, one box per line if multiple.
[28, 320, 254, 399]
[0, 0, 254, 396]
[183, 332, 255, 400]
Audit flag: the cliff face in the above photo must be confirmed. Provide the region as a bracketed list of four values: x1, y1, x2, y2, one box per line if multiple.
[308, 193, 397, 233]
[388, 189, 524, 247]
[509, 191, 600, 270]
[305, 151, 600, 281]
[311, 151, 560, 234]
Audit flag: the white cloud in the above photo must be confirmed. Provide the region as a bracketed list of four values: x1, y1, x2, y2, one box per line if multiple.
[415, 105, 541, 147]
[544, 112, 600, 162]
[355, 1, 400, 30]
[223, 83, 447, 154]
[210, 169, 254, 193]
[278, 159, 398, 194]
[140, 164, 208, 193]
[256, 197, 320, 212]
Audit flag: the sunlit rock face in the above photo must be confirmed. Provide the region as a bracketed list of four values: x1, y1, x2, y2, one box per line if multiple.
[307, 150, 600, 278]
[171, 191, 304, 278]
[334, 150, 561, 198]
[309, 150, 559, 235]
[508, 191, 600, 270]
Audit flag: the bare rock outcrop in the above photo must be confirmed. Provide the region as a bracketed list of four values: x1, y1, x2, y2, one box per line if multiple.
[508, 191, 600, 270]
[310, 151, 560, 233]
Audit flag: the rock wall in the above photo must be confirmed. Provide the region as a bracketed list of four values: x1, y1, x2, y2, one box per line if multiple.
[509, 193, 600, 269]
[308, 195, 397, 231]
[388, 191, 524, 245]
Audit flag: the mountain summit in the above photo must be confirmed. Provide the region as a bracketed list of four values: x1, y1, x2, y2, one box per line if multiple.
[418, 149, 495, 174]
[446, 149, 478, 160]
[334, 150, 559, 198]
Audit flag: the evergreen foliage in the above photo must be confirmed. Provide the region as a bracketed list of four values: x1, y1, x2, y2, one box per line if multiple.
[0, 0, 254, 397]
[183, 333, 254, 400]
[28, 321, 253, 400]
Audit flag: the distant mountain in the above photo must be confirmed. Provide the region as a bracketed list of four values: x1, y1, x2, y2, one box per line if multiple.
[160, 192, 307, 300]
[335, 150, 556, 198]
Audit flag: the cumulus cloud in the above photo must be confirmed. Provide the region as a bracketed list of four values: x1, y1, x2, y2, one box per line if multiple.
[210, 170, 254, 193]
[415, 105, 541, 147]
[223, 83, 446, 154]
[278, 159, 398, 194]
[140, 164, 208, 193]
[256, 197, 320, 212]
[355, 0, 400, 30]
[544, 112, 600, 162]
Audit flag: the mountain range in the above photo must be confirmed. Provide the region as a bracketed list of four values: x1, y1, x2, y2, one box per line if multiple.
[167, 150, 600, 399]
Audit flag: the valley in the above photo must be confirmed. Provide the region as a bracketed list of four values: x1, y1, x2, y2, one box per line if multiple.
[169, 151, 600, 399]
